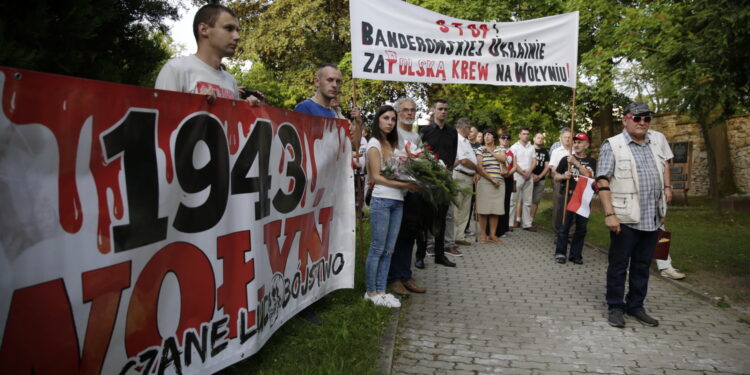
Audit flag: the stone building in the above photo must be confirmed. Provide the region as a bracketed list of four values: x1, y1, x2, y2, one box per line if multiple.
[590, 114, 750, 197]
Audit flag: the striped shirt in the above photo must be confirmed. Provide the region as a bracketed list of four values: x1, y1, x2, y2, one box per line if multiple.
[475, 146, 504, 179]
[597, 130, 664, 231]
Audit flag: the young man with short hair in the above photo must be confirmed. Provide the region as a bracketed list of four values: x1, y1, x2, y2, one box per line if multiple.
[294, 64, 342, 117]
[155, 4, 261, 105]
[530, 133, 550, 226]
[420, 100, 457, 267]
[294, 64, 362, 153]
[509, 127, 537, 231]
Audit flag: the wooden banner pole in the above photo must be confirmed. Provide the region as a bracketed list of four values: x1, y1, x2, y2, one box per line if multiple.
[562, 88, 577, 225]
[351, 78, 367, 258]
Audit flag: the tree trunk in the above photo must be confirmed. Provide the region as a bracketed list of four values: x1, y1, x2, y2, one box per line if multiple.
[707, 123, 738, 196]
[699, 124, 720, 212]
[596, 102, 616, 140]
[700, 120, 738, 212]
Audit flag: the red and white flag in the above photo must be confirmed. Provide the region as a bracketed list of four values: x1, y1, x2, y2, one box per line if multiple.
[566, 176, 595, 218]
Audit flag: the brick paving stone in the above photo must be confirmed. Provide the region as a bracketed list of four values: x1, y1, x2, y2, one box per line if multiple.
[415, 359, 455, 370]
[454, 362, 497, 372]
[390, 229, 750, 374]
[620, 367, 665, 375]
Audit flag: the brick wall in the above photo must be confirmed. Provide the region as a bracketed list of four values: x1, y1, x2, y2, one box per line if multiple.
[726, 116, 750, 193]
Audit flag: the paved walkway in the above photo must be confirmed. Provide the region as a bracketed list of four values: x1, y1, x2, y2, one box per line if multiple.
[392, 229, 750, 375]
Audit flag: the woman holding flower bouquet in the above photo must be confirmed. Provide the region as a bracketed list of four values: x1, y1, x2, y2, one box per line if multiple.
[365, 105, 420, 308]
[473, 131, 507, 244]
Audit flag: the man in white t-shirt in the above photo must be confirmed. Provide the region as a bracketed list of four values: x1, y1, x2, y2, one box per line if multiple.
[155, 4, 261, 105]
[649, 129, 686, 280]
[549, 128, 573, 233]
[509, 127, 537, 230]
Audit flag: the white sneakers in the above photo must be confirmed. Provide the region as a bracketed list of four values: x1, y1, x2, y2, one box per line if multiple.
[364, 292, 401, 308]
[660, 267, 686, 280]
[382, 293, 401, 307]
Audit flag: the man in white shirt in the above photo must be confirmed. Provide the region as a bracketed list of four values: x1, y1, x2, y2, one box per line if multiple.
[548, 128, 573, 233]
[649, 129, 686, 280]
[509, 127, 537, 230]
[453, 118, 479, 247]
[155, 4, 261, 105]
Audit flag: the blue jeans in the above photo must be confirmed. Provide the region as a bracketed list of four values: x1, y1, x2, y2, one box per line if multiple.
[367, 197, 404, 293]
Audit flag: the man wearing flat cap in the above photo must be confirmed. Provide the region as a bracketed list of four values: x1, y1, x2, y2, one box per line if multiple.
[596, 102, 671, 328]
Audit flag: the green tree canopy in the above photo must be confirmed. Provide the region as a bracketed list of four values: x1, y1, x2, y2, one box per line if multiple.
[0, 0, 178, 86]
[640, 0, 750, 201]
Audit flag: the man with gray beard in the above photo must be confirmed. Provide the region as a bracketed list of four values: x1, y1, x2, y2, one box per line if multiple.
[387, 97, 428, 295]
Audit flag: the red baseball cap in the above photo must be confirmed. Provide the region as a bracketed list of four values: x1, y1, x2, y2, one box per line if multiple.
[573, 132, 590, 142]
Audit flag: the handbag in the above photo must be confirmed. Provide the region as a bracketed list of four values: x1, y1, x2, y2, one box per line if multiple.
[653, 229, 671, 260]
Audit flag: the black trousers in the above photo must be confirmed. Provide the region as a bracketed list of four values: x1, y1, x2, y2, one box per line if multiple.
[496, 177, 514, 237]
[554, 194, 589, 261]
[606, 225, 658, 312]
[432, 204, 449, 257]
[389, 192, 427, 279]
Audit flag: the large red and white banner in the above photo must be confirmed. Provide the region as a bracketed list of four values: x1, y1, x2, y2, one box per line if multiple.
[0, 67, 355, 374]
[350, 0, 578, 87]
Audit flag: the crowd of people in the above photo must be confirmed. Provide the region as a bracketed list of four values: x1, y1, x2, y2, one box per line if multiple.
[155, 4, 687, 326]
[353, 97, 599, 307]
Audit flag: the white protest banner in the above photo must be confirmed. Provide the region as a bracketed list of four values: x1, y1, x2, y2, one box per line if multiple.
[0, 67, 355, 374]
[350, 0, 578, 87]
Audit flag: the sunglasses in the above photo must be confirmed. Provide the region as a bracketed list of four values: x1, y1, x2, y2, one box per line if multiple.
[500, 136, 510, 139]
[627, 115, 652, 123]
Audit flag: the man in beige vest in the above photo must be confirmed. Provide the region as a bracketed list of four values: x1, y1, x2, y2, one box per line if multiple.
[596, 102, 670, 328]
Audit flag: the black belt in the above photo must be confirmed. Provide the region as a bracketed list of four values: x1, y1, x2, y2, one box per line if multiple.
[456, 169, 475, 177]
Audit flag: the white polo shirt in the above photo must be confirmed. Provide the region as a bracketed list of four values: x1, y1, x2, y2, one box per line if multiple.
[510, 141, 536, 172]
[455, 134, 477, 175]
[549, 146, 572, 169]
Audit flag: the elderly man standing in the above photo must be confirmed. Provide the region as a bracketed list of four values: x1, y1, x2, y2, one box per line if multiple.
[549, 128, 573, 235]
[509, 127, 537, 231]
[387, 97, 428, 293]
[597, 102, 670, 328]
[453, 118, 479, 247]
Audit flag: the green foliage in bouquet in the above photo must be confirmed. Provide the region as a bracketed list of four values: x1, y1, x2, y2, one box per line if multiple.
[383, 144, 472, 211]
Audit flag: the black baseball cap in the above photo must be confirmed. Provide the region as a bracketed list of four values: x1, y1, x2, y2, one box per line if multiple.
[623, 102, 652, 115]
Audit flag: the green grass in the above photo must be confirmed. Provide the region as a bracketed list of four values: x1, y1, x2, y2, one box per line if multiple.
[218, 217, 394, 375]
[536, 195, 750, 305]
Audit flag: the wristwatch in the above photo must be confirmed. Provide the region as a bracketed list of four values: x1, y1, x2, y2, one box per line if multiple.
[605, 212, 616, 217]
[664, 185, 672, 189]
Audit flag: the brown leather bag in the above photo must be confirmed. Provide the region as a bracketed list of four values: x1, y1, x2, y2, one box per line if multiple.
[653, 229, 671, 260]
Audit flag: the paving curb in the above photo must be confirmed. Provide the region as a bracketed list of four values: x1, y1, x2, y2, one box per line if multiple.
[541, 227, 750, 320]
[378, 306, 400, 374]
